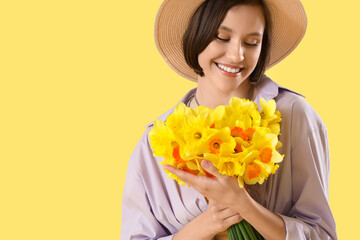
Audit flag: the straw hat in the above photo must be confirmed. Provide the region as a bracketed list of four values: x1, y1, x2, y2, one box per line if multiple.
[154, 0, 307, 82]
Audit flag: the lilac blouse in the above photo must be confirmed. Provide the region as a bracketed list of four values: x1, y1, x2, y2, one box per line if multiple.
[120, 76, 337, 240]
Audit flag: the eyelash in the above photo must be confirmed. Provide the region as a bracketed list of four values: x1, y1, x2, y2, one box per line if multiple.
[216, 36, 259, 46]
[216, 36, 230, 42]
[245, 42, 259, 47]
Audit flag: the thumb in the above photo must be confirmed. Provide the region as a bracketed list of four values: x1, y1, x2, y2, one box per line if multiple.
[201, 160, 220, 178]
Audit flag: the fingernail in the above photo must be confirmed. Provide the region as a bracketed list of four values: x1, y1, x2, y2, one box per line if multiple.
[202, 160, 209, 167]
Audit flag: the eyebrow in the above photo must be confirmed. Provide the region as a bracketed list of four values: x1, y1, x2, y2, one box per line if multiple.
[218, 25, 263, 37]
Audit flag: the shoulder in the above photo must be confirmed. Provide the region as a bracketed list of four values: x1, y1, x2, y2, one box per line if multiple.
[258, 76, 325, 131]
[277, 89, 326, 132]
[275, 89, 328, 150]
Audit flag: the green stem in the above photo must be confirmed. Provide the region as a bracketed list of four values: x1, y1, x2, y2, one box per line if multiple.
[234, 226, 239, 240]
[242, 220, 257, 239]
[238, 221, 250, 240]
[227, 225, 235, 240]
[252, 226, 264, 240]
[234, 223, 244, 240]
[230, 226, 236, 240]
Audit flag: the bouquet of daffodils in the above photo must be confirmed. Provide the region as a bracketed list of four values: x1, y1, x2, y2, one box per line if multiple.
[149, 97, 283, 240]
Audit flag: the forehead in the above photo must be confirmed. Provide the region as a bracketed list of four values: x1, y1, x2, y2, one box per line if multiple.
[220, 4, 265, 34]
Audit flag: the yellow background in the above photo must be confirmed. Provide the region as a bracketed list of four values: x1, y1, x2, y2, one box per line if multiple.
[0, 0, 358, 239]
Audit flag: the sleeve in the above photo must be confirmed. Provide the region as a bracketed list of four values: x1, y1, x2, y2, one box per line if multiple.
[120, 129, 174, 240]
[279, 98, 337, 240]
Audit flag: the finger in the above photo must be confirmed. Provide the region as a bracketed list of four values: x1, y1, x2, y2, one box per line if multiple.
[163, 165, 198, 185]
[218, 208, 240, 219]
[223, 213, 243, 226]
[201, 160, 222, 178]
[208, 200, 228, 212]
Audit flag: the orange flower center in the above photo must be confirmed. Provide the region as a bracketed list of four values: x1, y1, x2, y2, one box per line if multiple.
[172, 146, 185, 164]
[234, 143, 243, 153]
[247, 164, 261, 179]
[209, 139, 222, 154]
[245, 128, 255, 141]
[210, 123, 215, 128]
[259, 147, 272, 163]
[204, 170, 216, 179]
[231, 127, 255, 142]
[231, 127, 246, 139]
[182, 166, 199, 175]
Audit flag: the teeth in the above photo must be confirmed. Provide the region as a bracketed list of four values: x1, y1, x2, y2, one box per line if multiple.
[217, 63, 241, 73]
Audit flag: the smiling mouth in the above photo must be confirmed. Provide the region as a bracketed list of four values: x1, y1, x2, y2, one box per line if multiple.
[215, 63, 243, 74]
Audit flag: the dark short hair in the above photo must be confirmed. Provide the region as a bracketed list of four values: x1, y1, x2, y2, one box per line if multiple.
[183, 0, 272, 85]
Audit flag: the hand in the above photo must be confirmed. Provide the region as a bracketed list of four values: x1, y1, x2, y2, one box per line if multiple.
[164, 160, 250, 211]
[167, 160, 286, 240]
[203, 199, 243, 236]
[172, 198, 244, 240]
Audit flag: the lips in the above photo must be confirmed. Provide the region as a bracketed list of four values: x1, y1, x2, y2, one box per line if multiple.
[215, 63, 244, 77]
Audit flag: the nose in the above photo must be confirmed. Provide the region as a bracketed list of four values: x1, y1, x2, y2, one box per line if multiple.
[226, 42, 244, 63]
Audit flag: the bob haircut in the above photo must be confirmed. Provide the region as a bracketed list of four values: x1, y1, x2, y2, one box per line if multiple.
[183, 0, 272, 85]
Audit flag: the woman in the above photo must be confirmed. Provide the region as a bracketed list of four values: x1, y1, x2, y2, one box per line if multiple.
[121, 0, 337, 239]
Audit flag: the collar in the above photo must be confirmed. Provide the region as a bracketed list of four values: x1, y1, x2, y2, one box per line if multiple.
[254, 75, 304, 104]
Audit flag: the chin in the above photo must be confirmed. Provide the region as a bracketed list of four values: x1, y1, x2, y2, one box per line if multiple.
[214, 82, 241, 93]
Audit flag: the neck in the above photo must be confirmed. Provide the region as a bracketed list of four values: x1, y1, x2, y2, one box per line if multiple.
[195, 78, 254, 109]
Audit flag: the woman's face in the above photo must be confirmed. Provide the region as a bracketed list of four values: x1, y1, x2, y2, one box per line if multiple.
[198, 4, 265, 93]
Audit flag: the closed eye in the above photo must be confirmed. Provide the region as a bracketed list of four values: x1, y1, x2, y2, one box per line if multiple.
[216, 36, 230, 42]
[244, 42, 260, 46]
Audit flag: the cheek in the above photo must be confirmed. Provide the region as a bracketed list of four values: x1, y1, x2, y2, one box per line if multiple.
[198, 49, 207, 69]
[198, 42, 219, 67]
[198, 52, 211, 71]
[198, 52, 206, 66]
[248, 48, 262, 66]
[198, 52, 206, 69]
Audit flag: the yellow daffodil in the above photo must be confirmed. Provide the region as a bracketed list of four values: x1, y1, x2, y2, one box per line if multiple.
[149, 120, 176, 159]
[260, 98, 282, 135]
[217, 156, 244, 176]
[211, 105, 226, 128]
[249, 130, 284, 164]
[204, 142, 245, 176]
[208, 127, 236, 153]
[165, 103, 191, 138]
[180, 111, 218, 160]
[193, 105, 213, 116]
[260, 98, 276, 117]
[228, 98, 261, 129]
